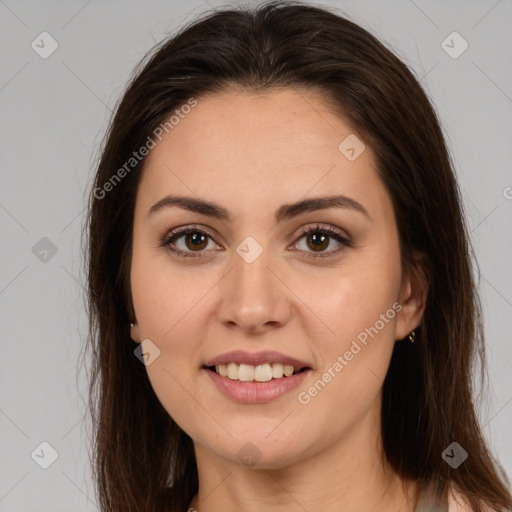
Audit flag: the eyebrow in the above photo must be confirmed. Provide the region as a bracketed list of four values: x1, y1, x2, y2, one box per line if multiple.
[147, 194, 371, 222]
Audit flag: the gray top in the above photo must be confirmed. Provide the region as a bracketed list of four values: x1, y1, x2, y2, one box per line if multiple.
[415, 484, 449, 512]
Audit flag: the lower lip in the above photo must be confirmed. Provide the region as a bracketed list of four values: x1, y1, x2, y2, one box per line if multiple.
[203, 368, 312, 404]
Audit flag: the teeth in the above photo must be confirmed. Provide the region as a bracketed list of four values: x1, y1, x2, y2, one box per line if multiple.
[283, 365, 294, 377]
[227, 362, 238, 380]
[255, 363, 273, 382]
[272, 363, 284, 379]
[272, 363, 284, 378]
[214, 362, 299, 382]
[238, 364, 255, 382]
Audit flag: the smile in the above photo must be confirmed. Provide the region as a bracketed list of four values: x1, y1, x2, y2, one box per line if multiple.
[202, 349, 313, 403]
[211, 362, 306, 382]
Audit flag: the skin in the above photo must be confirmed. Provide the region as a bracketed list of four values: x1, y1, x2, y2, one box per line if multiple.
[129, 87, 429, 512]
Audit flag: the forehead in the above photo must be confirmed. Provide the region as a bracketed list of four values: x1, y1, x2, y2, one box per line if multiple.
[137, 87, 391, 223]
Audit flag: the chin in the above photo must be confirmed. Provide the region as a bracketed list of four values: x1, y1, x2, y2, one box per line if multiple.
[205, 432, 312, 471]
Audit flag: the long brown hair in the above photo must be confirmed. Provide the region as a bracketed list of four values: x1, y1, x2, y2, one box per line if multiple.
[82, 1, 512, 510]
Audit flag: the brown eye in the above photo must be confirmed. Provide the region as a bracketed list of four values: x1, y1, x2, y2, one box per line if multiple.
[160, 226, 219, 258]
[305, 232, 330, 252]
[160, 223, 352, 261]
[294, 224, 352, 260]
[183, 232, 208, 251]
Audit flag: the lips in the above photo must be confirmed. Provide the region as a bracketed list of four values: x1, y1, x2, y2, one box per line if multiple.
[201, 349, 313, 403]
[204, 365, 312, 403]
[203, 349, 312, 370]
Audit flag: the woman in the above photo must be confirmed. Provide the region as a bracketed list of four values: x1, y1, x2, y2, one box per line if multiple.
[83, 1, 512, 511]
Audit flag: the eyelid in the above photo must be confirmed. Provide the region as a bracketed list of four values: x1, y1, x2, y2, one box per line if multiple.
[162, 223, 221, 244]
[160, 222, 352, 259]
[291, 223, 352, 260]
[159, 224, 222, 258]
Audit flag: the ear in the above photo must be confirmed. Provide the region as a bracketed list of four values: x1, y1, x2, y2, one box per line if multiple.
[394, 251, 430, 341]
[130, 322, 142, 343]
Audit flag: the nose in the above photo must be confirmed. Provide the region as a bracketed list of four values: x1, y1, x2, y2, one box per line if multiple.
[216, 245, 292, 334]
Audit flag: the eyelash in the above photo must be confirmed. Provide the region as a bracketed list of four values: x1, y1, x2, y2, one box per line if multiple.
[159, 223, 352, 261]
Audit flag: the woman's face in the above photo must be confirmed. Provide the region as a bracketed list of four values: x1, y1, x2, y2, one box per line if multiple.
[130, 87, 426, 469]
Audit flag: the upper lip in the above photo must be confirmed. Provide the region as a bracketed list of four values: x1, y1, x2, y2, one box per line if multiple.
[203, 350, 312, 369]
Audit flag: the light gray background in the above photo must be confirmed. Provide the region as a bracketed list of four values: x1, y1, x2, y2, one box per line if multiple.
[1, 0, 511, 510]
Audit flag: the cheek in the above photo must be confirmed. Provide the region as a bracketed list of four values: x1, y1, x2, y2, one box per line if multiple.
[130, 248, 215, 410]
[130, 244, 211, 339]
[131, 271, 209, 381]
[292, 278, 400, 437]
[295, 256, 401, 344]
[292, 246, 401, 399]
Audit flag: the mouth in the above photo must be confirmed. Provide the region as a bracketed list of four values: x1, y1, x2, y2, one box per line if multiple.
[202, 362, 313, 404]
[202, 350, 313, 402]
[202, 363, 310, 383]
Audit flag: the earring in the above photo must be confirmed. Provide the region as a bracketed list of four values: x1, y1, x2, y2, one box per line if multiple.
[408, 330, 416, 343]
[130, 323, 135, 329]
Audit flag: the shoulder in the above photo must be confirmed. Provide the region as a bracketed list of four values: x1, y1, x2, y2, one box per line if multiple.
[447, 487, 472, 512]
[447, 483, 500, 512]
